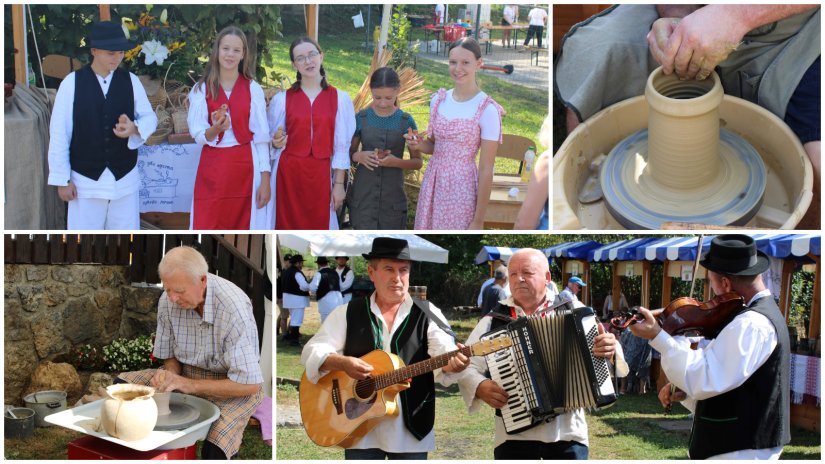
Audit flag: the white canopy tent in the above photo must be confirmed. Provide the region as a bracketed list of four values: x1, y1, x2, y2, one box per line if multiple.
[278, 233, 449, 264]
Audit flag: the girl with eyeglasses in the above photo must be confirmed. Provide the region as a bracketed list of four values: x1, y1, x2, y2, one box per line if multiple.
[268, 36, 356, 230]
[406, 37, 504, 230]
[187, 26, 271, 229]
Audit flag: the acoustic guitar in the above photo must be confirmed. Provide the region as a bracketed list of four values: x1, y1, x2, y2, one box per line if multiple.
[299, 336, 513, 447]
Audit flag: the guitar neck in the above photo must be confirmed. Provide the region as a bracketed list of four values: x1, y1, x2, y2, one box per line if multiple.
[372, 345, 472, 390]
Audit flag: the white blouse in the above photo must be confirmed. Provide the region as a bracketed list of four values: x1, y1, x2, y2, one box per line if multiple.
[430, 90, 502, 142]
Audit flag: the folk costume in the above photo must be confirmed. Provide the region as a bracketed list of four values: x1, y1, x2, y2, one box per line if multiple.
[348, 107, 418, 229]
[268, 86, 355, 230]
[47, 22, 158, 230]
[187, 76, 271, 229]
[336, 259, 356, 304]
[309, 263, 344, 323]
[414, 89, 503, 230]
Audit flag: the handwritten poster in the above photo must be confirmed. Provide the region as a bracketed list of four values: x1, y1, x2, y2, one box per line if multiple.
[137, 143, 201, 213]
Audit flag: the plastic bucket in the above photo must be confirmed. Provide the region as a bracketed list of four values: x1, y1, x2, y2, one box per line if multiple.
[23, 390, 67, 427]
[4, 407, 36, 439]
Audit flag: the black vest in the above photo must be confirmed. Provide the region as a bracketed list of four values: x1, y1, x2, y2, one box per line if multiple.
[282, 267, 309, 297]
[316, 267, 341, 301]
[343, 297, 435, 440]
[689, 296, 791, 459]
[338, 266, 354, 295]
[69, 66, 137, 181]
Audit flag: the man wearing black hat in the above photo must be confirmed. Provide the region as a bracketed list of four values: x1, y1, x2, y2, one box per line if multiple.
[281, 254, 310, 346]
[301, 237, 469, 459]
[48, 21, 158, 230]
[335, 256, 355, 304]
[630, 234, 791, 459]
[276, 253, 293, 337]
[309, 257, 344, 323]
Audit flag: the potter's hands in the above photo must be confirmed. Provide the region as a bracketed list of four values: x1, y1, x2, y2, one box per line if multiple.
[476, 379, 509, 409]
[628, 307, 664, 340]
[592, 323, 617, 359]
[442, 343, 470, 374]
[150, 369, 192, 394]
[648, 6, 749, 80]
[57, 182, 77, 202]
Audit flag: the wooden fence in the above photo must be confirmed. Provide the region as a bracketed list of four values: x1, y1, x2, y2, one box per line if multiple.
[5, 234, 269, 346]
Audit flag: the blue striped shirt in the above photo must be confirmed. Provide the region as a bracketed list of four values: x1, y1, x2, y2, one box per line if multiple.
[154, 274, 263, 384]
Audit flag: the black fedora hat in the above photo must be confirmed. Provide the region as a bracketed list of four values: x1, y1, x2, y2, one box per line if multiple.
[289, 254, 305, 265]
[316, 256, 329, 266]
[362, 237, 412, 261]
[700, 234, 769, 276]
[89, 21, 136, 51]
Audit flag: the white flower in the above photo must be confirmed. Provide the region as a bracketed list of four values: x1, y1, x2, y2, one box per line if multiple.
[140, 40, 170, 66]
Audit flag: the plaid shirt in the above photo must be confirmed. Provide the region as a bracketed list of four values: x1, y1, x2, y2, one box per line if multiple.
[154, 273, 263, 385]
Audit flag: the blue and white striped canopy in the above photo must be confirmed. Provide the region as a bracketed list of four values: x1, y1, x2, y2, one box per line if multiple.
[637, 236, 714, 261]
[474, 246, 521, 264]
[544, 240, 603, 260]
[636, 233, 821, 262]
[753, 233, 820, 258]
[588, 237, 661, 262]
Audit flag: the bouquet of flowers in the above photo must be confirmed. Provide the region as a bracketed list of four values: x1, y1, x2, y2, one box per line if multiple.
[122, 10, 188, 81]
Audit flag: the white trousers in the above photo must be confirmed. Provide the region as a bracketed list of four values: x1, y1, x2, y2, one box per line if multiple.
[67, 193, 140, 230]
[287, 307, 305, 327]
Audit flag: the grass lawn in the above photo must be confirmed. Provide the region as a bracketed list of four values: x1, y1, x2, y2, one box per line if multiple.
[276, 304, 821, 460]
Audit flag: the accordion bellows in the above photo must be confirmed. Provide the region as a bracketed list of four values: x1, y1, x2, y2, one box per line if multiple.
[482, 306, 617, 434]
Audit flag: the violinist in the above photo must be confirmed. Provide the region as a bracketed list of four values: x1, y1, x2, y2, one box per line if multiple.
[629, 235, 790, 460]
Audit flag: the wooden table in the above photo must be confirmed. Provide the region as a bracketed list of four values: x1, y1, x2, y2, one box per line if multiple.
[484, 23, 529, 49]
[419, 25, 445, 53]
[484, 175, 527, 229]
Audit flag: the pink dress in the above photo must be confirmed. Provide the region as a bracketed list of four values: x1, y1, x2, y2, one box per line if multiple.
[415, 89, 503, 230]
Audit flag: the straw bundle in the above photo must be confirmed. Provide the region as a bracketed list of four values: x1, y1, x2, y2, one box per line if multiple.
[353, 49, 429, 112]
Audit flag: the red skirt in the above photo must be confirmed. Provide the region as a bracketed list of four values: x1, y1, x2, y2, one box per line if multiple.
[276, 154, 331, 230]
[193, 143, 252, 229]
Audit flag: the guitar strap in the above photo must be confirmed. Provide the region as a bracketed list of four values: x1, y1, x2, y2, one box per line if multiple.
[412, 297, 457, 341]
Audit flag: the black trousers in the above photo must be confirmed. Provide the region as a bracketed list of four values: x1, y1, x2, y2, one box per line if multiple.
[523, 25, 544, 48]
[494, 440, 588, 460]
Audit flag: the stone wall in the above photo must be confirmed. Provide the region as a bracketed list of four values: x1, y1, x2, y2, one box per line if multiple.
[4, 264, 163, 405]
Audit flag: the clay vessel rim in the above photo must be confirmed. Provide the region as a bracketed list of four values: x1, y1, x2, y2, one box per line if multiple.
[645, 66, 723, 117]
[105, 384, 156, 400]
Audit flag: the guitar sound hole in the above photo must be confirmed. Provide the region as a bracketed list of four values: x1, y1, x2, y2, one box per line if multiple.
[353, 378, 377, 401]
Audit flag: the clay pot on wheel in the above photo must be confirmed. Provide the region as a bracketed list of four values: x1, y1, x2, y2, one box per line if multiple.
[100, 384, 158, 441]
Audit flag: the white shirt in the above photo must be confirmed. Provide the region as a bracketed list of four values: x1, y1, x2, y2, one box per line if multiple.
[309, 267, 344, 315]
[187, 81, 272, 229]
[457, 289, 590, 448]
[503, 5, 517, 24]
[527, 7, 548, 26]
[649, 290, 782, 459]
[48, 69, 158, 199]
[435, 4, 445, 23]
[431, 90, 502, 142]
[336, 265, 355, 303]
[301, 293, 460, 453]
[282, 270, 311, 309]
[267, 88, 356, 229]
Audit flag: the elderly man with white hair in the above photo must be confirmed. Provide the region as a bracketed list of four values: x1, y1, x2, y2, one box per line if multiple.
[117, 246, 263, 460]
[458, 248, 620, 460]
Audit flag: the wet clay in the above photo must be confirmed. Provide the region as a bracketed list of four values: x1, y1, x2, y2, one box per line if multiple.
[553, 67, 813, 230]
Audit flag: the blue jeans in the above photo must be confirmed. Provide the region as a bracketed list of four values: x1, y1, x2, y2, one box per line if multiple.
[344, 448, 428, 460]
[494, 440, 589, 460]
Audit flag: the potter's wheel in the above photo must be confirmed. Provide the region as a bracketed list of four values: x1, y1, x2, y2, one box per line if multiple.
[154, 401, 201, 431]
[600, 127, 767, 230]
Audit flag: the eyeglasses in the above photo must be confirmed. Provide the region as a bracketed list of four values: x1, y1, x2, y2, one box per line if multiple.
[294, 51, 320, 64]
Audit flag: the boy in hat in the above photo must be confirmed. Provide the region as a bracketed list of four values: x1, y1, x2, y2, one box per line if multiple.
[281, 254, 310, 346]
[630, 235, 790, 459]
[48, 21, 158, 230]
[276, 253, 293, 336]
[335, 256, 355, 303]
[309, 256, 343, 323]
[301, 237, 469, 459]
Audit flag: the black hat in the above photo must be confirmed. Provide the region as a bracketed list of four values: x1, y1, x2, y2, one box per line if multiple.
[362, 237, 412, 261]
[89, 21, 136, 51]
[283, 254, 293, 262]
[700, 235, 769, 276]
[316, 256, 329, 266]
[335, 256, 350, 261]
[289, 254, 305, 265]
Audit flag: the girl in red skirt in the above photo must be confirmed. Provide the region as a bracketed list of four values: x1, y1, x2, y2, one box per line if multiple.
[188, 26, 271, 229]
[268, 36, 356, 230]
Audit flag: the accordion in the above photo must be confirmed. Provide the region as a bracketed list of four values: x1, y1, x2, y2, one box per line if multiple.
[481, 305, 617, 434]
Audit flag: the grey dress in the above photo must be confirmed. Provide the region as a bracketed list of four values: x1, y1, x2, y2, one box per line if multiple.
[348, 108, 417, 229]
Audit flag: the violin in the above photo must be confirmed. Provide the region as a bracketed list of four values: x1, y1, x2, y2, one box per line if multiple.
[610, 292, 745, 337]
